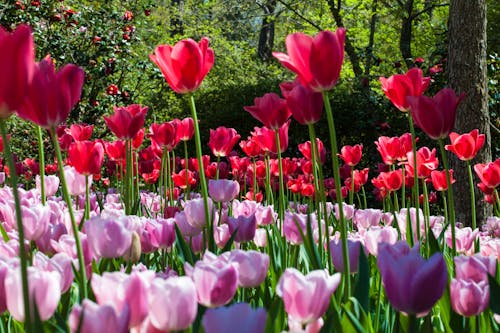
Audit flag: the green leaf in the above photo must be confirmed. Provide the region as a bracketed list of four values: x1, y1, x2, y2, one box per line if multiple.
[353, 247, 370, 313]
[174, 224, 194, 266]
[488, 274, 500, 314]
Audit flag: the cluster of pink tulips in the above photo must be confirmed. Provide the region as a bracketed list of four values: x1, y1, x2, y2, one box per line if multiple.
[0, 23, 499, 333]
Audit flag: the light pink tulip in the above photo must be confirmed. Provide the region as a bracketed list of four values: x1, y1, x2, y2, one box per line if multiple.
[283, 212, 317, 245]
[64, 166, 91, 196]
[33, 252, 74, 293]
[214, 224, 231, 249]
[396, 208, 425, 241]
[446, 227, 479, 254]
[253, 228, 268, 247]
[148, 276, 197, 331]
[232, 199, 259, 218]
[0, 259, 9, 313]
[334, 203, 355, 220]
[364, 226, 399, 256]
[450, 279, 489, 316]
[208, 179, 240, 202]
[353, 208, 383, 230]
[184, 197, 214, 229]
[454, 254, 497, 283]
[85, 216, 132, 259]
[276, 268, 341, 324]
[21, 204, 51, 241]
[255, 204, 277, 225]
[36, 174, 60, 197]
[202, 303, 267, 333]
[69, 299, 129, 333]
[174, 211, 202, 237]
[228, 250, 269, 287]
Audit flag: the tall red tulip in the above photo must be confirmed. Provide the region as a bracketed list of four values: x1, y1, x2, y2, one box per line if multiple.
[273, 29, 345, 92]
[18, 56, 84, 129]
[208, 127, 240, 157]
[149, 122, 178, 151]
[280, 80, 323, 125]
[68, 141, 104, 175]
[431, 169, 456, 191]
[173, 117, 194, 142]
[474, 159, 500, 189]
[67, 124, 93, 141]
[149, 38, 214, 94]
[407, 88, 464, 140]
[0, 24, 35, 117]
[104, 104, 148, 140]
[244, 93, 291, 129]
[445, 129, 485, 161]
[252, 121, 290, 154]
[379, 68, 430, 112]
[339, 144, 363, 167]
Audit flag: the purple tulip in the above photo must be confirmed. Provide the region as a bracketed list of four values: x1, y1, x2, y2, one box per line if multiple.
[202, 303, 267, 333]
[450, 279, 489, 316]
[377, 241, 448, 316]
[69, 299, 129, 333]
[148, 276, 198, 331]
[227, 214, 257, 243]
[208, 179, 240, 202]
[330, 238, 363, 273]
[228, 250, 269, 287]
[276, 268, 341, 325]
[85, 216, 133, 259]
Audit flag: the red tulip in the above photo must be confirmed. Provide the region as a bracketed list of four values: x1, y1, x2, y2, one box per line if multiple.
[280, 80, 323, 125]
[474, 159, 500, 189]
[407, 88, 464, 140]
[18, 56, 84, 129]
[0, 24, 35, 117]
[132, 128, 145, 149]
[339, 144, 363, 167]
[67, 124, 93, 141]
[372, 169, 403, 193]
[445, 129, 485, 161]
[244, 93, 291, 129]
[104, 104, 148, 139]
[208, 127, 240, 157]
[150, 37, 214, 94]
[149, 121, 178, 151]
[375, 136, 402, 165]
[172, 169, 197, 189]
[273, 29, 345, 92]
[104, 140, 126, 162]
[68, 141, 104, 175]
[405, 147, 439, 179]
[173, 117, 194, 142]
[379, 68, 430, 112]
[345, 167, 370, 192]
[298, 139, 326, 164]
[239, 137, 262, 158]
[431, 169, 455, 191]
[252, 121, 290, 154]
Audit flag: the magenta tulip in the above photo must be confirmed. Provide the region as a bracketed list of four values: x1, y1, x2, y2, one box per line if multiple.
[85, 216, 133, 259]
[280, 80, 323, 125]
[244, 93, 291, 129]
[450, 279, 489, 317]
[208, 179, 240, 202]
[202, 303, 267, 333]
[69, 299, 129, 333]
[379, 68, 430, 112]
[228, 250, 269, 287]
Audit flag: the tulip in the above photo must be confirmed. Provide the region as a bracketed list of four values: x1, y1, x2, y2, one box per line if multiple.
[339, 144, 363, 167]
[0, 24, 35, 117]
[69, 299, 129, 333]
[103, 104, 148, 140]
[244, 93, 291, 129]
[280, 80, 323, 125]
[298, 139, 326, 163]
[445, 129, 485, 161]
[105, 140, 126, 162]
[450, 279, 489, 317]
[208, 179, 240, 202]
[330, 239, 362, 273]
[173, 117, 195, 141]
[184, 197, 214, 229]
[63, 166, 90, 196]
[377, 241, 448, 316]
[174, 211, 202, 237]
[35, 174, 59, 197]
[18, 56, 84, 129]
[405, 147, 439, 179]
[407, 88, 464, 140]
[353, 208, 383, 230]
[68, 140, 104, 176]
[379, 68, 430, 112]
[227, 250, 269, 287]
[184, 257, 238, 307]
[252, 120, 290, 154]
[208, 126, 241, 157]
[372, 169, 403, 194]
[273, 29, 345, 92]
[227, 214, 257, 243]
[85, 216, 133, 259]
[149, 121, 178, 151]
[276, 268, 341, 324]
[67, 124, 93, 141]
[474, 159, 500, 189]
[172, 169, 197, 189]
[21, 204, 51, 241]
[283, 212, 316, 245]
[431, 169, 455, 191]
[240, 137, 262, 158]
[150, 37, 214, 94]
[202, 303, 267, 333]
[454, 254, 497, 283]
[375, 136, 403, 165]
[364, 226, 399, 256]
[445, 227, 479, 254]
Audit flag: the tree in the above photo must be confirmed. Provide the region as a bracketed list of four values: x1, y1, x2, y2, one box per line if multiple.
[448, 0, 492, 225]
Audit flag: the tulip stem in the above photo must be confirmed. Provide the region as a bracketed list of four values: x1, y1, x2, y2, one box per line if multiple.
[188, 95, 212, 248]
[50, 127, 88, 300]
[274, 129, 286, 225]
[407, 114, 421, 243]
[36, 126, 46, 205]
[322, 91, 350, 298]
[252, 158, 257, 199]
[84, 175, 90, 221]
[159, 149, 166, 213]
[184, 140, 191, 200]
[0, 119, 32, 331]
[466, 161, 479, 251]
[166, 150, 173, 206]
[438, 139, 456, 259]
[401, 167, 406, 209]
[216, 155, 220, 180]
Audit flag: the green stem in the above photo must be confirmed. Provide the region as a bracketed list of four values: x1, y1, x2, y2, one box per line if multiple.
[466, 161, 478, 250]
[252, 158, 257, 198]
[349, 166, 355, 205]
[438, 138, 456, 259]
[274, 129, 286, 224]
[264, 154, 274, 206]
[125, 139, 133, 215]
[0, 119, 32, 330]
[216, 155, 220, 180]
[322, 91, 350, 298]
[36, 126, 46, 205]
[401, 166, 406, 209]
[407, 114, 421, 243]
[188, 95, 211, 243]
[166, 150, 172, 206]
[183, 141, 191, 200]
[421, 179, 430, 257]
[84, 175, 90, 221]
[159, 149, 166, 213]
[50, 127, 88, 300]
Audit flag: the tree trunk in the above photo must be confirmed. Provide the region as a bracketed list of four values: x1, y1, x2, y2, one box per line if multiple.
[258, 0, 277, 61]
[399, 0, 414, 68]
[448, 0, 492, 226]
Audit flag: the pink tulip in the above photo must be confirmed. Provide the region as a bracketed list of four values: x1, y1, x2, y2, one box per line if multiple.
[232, 199, 259, 218]
[255, 204, 277, 226]
[33, 252, 74, 294]
[364, 226, 399, 256]
[253, 228, 268, 248]
[454, 254, 497, 283]
[64, 166, 91, 196]
[202, 303, 267, 333]
[208, 179, 240, 202]
[69, 299, 129, 333]
[445, 227, 479, 255]
[450, 279, 489, 317]
[184, 197, 214, 229]
[227, 214, 257, 243]
[85, 216, 133, 259]
[36, 175, 60, 197]
[21, 204, 51, 241]
[276, 268, 341, 324]
[283, 212, 316, 245]
[353, 208, 383, 230]
[379, 68, 430, 112]
[147, 276, 197, 331]
[0, 260, 9, 313]
[174, 211, 202, 237]
[146, 218, 175, 249]
[228, 250, 269, 287]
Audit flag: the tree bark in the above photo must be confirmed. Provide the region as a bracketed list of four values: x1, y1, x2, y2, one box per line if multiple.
[399, 0, 415, 68]
[448, 0, 492, 226]
[258, 0, 277, 61]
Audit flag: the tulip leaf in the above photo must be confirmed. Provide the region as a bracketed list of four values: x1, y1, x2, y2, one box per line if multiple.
[426, 226, 441, 255]
[488, 274, 500, 314]
[341, 297, 374, 333]
[174, 224, 194, 265]
[320, 298, 343, 333]
[221, 227, 238, 253]
[305, 214, 323, 269]
[353, 248, 370, 313]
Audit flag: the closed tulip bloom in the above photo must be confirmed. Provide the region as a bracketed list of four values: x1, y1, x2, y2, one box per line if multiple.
[36, 174, 60, 197]
[184, 197, 214, 229]
[69, 299, 129, 333]
[173, 117, 195, 141]
[298, 139, 326, 163]
[273, 29, 345, 92]
[202, 303, 267, 333]
[377, 241, 448, 316]
[85, 216, 133, 259]
[372, 169, 403, 194]
[244, 93, 291, 129]
[209, 179, 240, 202]
[454, 254, 497, 283]
[353, 208, 383, 230]
[379, 68, 430, 112]
[67, 124, 93, 141]
[228, 250, 269, 287]
[450, 279, 489, 317]
[184, 258, 238, 307]
[68, 140, 104, 175]
[431, 169, 455, 191]
[150, 37, 214, 94]
[445, 227, 479, 255]
[375, 136, 403, 165]
[63, 165, 90, 196]
[282, 81, 323, 125]
[240, 137, 262, 158]
[364, 226, 399, 256]
[252, 120, 290, 154]
[473, 159, 500, 189]
[330, 238, 363, 273]
[149, 121, 178, 151]
[18, 56, 84, 129]
[276, 268, 341, 324]
[227, 214, 257, 243]
[445, 129, 485, 161]
[208, 126, 241, 157]
[21, 204, 50, 241]
[339, 144, 363, 166]
[0, 24, 35, 117]
[407, 88, 464, 140]
[104, 104, 148, 139]
[283, 212, 316, 245]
